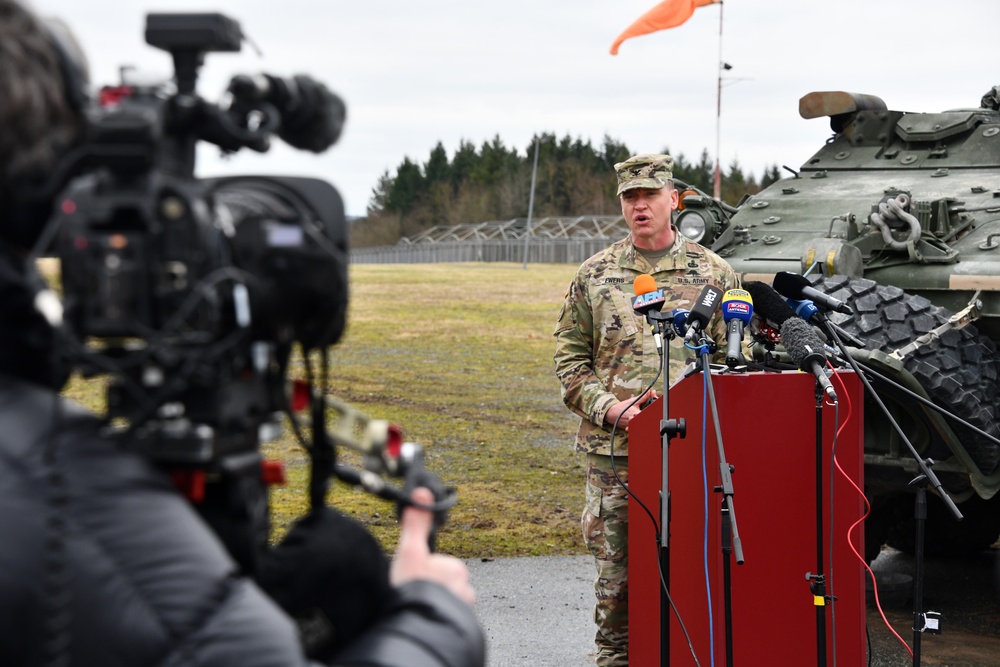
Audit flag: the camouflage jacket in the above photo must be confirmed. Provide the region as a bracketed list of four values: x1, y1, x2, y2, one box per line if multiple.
[553, 232, 741, 456]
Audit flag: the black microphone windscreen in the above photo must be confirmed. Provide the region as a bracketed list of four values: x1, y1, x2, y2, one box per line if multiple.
[780, 317, 825, 368]
[277, 75, 346, 153]
[744, 281, 795, 326]
[772, 271, 812, 301]
[687, 284, 723, 328]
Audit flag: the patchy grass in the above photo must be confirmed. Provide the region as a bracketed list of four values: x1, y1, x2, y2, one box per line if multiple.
[272, 262, 586, 557]
[62, 262, 589, 558]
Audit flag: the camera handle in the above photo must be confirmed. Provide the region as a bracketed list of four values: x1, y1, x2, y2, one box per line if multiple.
[291, 385, 457, 550]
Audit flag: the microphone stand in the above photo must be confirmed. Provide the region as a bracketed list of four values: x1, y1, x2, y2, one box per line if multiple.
[806, 379, 830, 667]
[814, 318, 965, 667]
[691, 328, 745, 667]
[647, 310, 686, 667]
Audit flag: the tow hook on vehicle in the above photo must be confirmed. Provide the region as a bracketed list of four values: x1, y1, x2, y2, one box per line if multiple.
[890, 290, 983, 361]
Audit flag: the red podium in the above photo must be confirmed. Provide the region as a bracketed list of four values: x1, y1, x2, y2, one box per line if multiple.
[627, 370, 866, 665]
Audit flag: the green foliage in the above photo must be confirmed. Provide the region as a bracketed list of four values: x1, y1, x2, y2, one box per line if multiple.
[383, 157, 423, 216]
[353, 135, 775, 248]
[722, 157, 752, 204]
[667, 147, 713, 192]
[761, 164, 783, 188]
[423, 142, 450, 184]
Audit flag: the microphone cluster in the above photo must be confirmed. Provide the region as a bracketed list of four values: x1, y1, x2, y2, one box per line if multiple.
[632, 275, 741, 359]
[745, 272, 854, 401]
[630, 270, 849, 399]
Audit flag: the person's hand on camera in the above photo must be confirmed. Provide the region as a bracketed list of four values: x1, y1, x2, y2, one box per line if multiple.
[391, 487, 475, 606]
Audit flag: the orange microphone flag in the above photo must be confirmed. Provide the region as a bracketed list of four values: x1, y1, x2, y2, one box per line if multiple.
[610, 0, 719, 55]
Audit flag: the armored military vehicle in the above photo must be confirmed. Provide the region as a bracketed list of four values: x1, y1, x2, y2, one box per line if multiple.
[676, 86, 1000, 560]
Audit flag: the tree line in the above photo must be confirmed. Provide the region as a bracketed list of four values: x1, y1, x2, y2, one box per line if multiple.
[353, 133, 782, 248]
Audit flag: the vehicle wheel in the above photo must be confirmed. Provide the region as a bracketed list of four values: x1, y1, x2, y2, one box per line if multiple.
[809, 275, 1000, 476]
[809, 275, 1000, 557]
[883, 493, 1000, 557]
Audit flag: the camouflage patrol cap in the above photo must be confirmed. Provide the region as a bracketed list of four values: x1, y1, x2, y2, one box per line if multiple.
[614, 154, 674, 196]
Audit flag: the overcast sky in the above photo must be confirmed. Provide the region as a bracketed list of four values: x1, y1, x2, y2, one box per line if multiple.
[33, 0, 1000, 218]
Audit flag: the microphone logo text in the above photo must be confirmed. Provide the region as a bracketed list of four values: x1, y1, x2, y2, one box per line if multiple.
[699, 289, 719, 310]
[633, 290, 665, 308]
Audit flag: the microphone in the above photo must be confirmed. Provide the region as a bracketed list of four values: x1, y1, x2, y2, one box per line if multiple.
[683, 284, 724, 345]
[632, 274, 666, 316]
[721, 289, 753, 366]
[779, 317, 838, 401]
[744, 281, 795, 328]
[228, 73, 347, 153]
[632, 274, 666, 350]
[787, 297, 867, 349]
[787, 297, 821, 323]
[772, 272, 853, 316]
[671, 308, 691, 338]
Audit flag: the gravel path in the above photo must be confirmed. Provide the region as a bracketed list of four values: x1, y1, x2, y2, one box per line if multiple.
[466, 546, 1000, 667]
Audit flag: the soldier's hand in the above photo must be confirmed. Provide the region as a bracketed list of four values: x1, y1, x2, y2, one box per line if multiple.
[604, 389, 658, 428]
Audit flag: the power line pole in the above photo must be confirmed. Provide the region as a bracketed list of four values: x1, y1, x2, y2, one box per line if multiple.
[522, 137, 540, 269]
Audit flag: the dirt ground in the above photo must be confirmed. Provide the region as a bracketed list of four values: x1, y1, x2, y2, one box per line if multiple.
[865, 543, 1000, 666]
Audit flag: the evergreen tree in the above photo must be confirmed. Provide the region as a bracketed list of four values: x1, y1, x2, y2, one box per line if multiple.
[450, 140, 477, 192]
[383, 157, 423, 215]
[423, 142, 451, 185]
[354, 134, 780, 247]
[761, 164, 783, 188]
[366, 170, 394, 217]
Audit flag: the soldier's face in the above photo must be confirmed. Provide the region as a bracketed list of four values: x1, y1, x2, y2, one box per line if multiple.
[620, 186, 678, 250]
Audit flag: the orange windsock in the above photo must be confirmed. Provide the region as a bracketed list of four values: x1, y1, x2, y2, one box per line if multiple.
[633, 273, 658, 296]
[610, 0, 719, 55]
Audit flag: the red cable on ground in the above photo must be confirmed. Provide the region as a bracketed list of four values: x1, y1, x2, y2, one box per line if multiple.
[828, 366, 914, 659]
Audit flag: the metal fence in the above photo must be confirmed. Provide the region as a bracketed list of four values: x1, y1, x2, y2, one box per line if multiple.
[351, 215, 629, 265]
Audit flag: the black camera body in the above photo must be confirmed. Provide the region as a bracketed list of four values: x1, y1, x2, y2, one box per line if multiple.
[43, 12, 355, 572]
[43, 13, 454, 579]
[50, 13, 349, 467]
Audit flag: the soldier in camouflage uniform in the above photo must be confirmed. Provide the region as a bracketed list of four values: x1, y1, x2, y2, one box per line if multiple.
[553, 154, 741, 666]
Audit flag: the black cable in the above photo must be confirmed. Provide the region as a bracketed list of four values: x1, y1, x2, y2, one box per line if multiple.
[111, 324, 252, 438]
[608, 367, 662, 533]
[866, 619, 873, 667]
[65, 265, 259, 430]
[658, 552, 703, 667]
[607, 342, 702, 667]
[827, 394, 841, 667]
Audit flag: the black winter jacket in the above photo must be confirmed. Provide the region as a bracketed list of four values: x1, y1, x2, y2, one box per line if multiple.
[0, 374, 484, 667]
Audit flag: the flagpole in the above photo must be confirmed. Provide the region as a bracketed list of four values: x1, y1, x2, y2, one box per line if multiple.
[713, 1, 724, 200]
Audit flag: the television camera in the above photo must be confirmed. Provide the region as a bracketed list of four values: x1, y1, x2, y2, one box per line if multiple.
[37, 12, 455, 572]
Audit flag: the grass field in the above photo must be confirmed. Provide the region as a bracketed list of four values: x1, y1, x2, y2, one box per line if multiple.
[278, 262, 587, 557]
[63, 262, 589, 558]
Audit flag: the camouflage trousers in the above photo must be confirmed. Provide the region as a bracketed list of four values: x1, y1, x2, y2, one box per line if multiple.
[582, 454, 630, 667]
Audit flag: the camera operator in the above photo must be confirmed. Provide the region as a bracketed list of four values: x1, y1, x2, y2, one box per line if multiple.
[0, 2, 484, 665]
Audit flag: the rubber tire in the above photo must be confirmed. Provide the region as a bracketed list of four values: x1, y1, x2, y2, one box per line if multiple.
[807, 275, 1000, 557]
[809, 275, 1000, 475]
